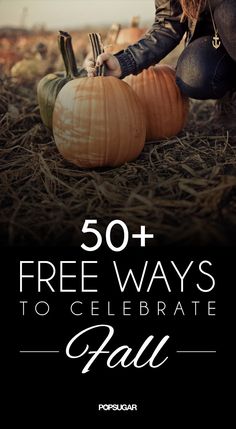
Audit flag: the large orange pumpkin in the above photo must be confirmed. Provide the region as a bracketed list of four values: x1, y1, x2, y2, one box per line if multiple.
[53, 76, 146, 168]
[124, 65, 189, 141]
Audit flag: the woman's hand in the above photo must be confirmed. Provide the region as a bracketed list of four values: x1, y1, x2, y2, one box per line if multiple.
[86, 53, 122, 78]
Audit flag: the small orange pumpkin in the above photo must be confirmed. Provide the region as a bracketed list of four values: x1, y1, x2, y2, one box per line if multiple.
[104, 23, 129, 54]
[84, 24, 128, 65]
[124, 65, 189, 141]
[105, 42, 129, 54]
[116, 16, 146, 45]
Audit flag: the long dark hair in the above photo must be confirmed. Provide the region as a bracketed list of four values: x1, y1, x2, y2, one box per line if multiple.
[180, 0, 207, 19]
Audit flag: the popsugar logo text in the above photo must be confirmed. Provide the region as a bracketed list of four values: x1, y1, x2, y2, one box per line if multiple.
[98, 404, 138, 412]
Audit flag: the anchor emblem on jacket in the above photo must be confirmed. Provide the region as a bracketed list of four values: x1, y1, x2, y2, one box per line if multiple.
[212, 33, 221, 49]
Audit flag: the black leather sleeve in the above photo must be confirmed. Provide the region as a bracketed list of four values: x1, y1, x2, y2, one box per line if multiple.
[115, 0, 187, 78]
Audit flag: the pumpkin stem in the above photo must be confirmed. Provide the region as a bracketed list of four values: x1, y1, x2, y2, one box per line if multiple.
[60, 31, 79, 79]
[58, 31, 70, 77]
[130, 16, 140, 28]
[88, 33, 105, 77]
[105, 23, 121, 45]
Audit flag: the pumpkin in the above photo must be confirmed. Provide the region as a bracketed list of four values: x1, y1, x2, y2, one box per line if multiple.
[116, 16, 146, 45]
[103, 23, 129, 54]
[124, 65, 189, 141]
[53, 33, 146, 168]
[83, 20, 143, 65]
[0, 50, 22, 73]
[83, 23, 127, 65]
[11, 43, 48, 81]
[37, 31, 87, 130]
[11, 56, 48, 81]
[105, 42, 130, 54]
[104, 23, 121, 49]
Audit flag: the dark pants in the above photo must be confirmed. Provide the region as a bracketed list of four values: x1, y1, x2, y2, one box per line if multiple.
[176, 0, 236, 100]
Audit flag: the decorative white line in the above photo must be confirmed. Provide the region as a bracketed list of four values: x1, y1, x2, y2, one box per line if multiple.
[176, 350, 216, 353]
[20, 350, 60, 353]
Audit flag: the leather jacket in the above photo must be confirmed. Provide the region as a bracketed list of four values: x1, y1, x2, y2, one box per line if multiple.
[115, 0, 219, 78]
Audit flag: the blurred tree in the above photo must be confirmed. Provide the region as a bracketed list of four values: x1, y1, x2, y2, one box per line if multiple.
[20, 7, 28, 29]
